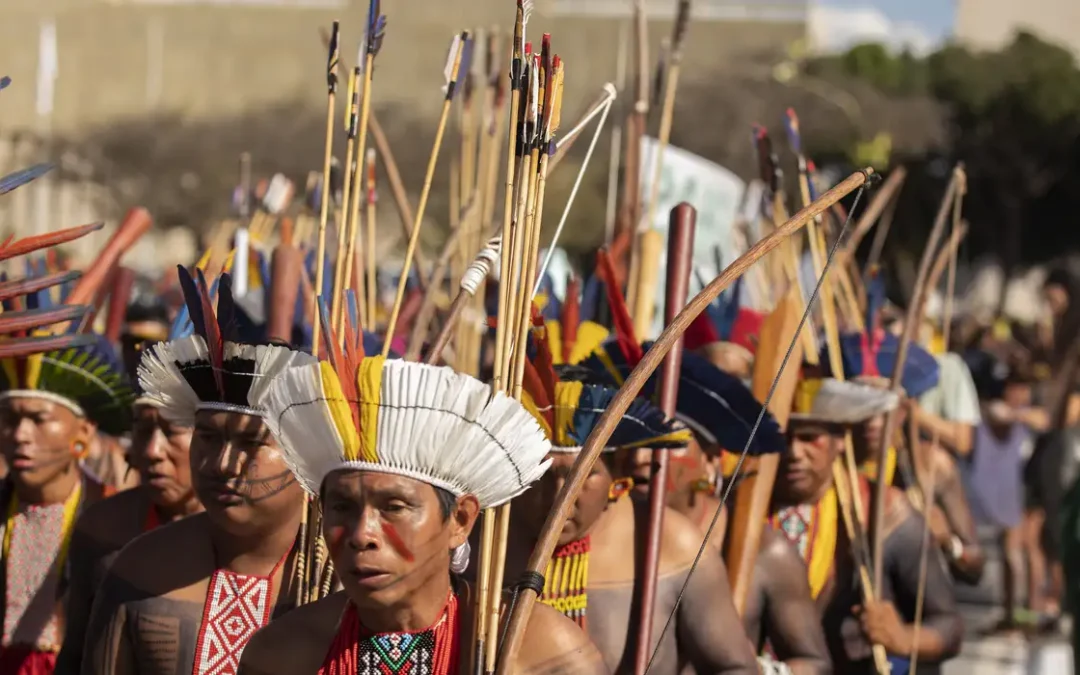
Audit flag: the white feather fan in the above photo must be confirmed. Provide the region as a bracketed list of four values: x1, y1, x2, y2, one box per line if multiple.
[790, 378, 900, 425]
[137, 337, 316, 424]
[262, 359, 553, 509]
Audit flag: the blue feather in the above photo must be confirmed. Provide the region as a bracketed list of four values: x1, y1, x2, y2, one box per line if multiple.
[0, 164, 53, 196]
[580, 274, 602, 323]
[177, 266, 207, 342]
[216, 274, 240, 343]
[0, 76, 10, 91]
[582, 338, 785, 456]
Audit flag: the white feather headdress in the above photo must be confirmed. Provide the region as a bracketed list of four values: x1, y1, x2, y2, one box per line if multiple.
[261, 356, 552, 509]
[138, 336, 316, 425]
[788, 378, 900, 426]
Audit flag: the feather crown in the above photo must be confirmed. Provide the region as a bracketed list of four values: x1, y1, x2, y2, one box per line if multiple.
[827, 269, 940, 398]
[586, 249, 783, 455]
[543, 274, 610, 366]
[259, 300, 551, 509]
[0, 81, 120, 379]
[0, 80, 133, 430]
[0, 331, 135, 436]
[138, 266, 316, 424]
[789, 377, 900, 426]
[521, 308, 688, 454]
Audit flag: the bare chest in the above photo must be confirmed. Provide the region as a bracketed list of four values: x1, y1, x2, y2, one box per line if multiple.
[585, 573, 687, 675]
[124, 572, 293, 675]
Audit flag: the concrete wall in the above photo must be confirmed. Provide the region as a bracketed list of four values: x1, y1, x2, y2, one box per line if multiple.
[1, 0, 806, 134]
[955, 0, 1080, 58]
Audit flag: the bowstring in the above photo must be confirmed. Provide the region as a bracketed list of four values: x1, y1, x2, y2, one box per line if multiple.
[643, 182, 871, 674]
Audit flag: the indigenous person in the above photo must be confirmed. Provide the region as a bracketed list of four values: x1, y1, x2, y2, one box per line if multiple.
[507, 327, 757, 674]
[57, 389, 200, 672]
[773, 377, 963, 674]
[583, 339, 828, 675]
[0, 334, 134, 674]
[81, 271, 318, 675]
[832, 277, 985, 583]
[236, 318, 604, 674]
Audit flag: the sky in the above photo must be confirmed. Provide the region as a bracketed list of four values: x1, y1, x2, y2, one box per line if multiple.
[810, 0, 956, 54]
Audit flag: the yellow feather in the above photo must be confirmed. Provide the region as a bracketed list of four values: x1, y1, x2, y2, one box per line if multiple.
[357, 356, 386, 463]
[567, 321, 609, 365]
[319, 362, 360, 461]
[545, 320, 564, 365]
[24, 353, 42, 390]
[519, 390, 553, 441]
[553, 381, 584, 448]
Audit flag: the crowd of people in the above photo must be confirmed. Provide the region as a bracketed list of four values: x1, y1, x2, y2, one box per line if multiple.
[0, 216, 1074, 675]
[1, 11, 1077, 675]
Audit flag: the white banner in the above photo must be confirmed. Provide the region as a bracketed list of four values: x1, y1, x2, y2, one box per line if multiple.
[638, 136, 746, 338]
[36, 20, 58, 118]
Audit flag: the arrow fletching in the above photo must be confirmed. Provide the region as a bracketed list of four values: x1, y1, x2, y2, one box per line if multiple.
[0, 164, 53, 195]
[327, 21, 341, 94]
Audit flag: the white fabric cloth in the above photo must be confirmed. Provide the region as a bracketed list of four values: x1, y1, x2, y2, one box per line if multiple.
[919, 352, 982, 425]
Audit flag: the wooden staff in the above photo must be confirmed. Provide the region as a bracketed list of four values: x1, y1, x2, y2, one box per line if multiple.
[310, 34, 427, 286]
[510, 45, 560, 397]
[910, 193, 964, 675]
[620, 0, 649, 296]
[103, 267, 135, 343]
[474, 9, 529, 671]
[312, 21, 341, 357]
[871, 165, 964, 594]
[633, 202, 695, 675]
[381, 33, 467, 354]
[637, 1, 691, 327]
[332, 67, 360, 331]
[724, 288, 804, 613]
[65, 208, 151, 308]
[844, 166, 907, 259]
[496, 169, 876, 674]
[493, 1, 529, 395]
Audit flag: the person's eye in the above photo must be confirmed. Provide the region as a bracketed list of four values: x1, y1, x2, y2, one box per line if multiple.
[329, 500, 351, 513]
[383, 501, 409, 513]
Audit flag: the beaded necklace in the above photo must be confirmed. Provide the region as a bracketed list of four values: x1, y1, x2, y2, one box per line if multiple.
[191, 543, 293, 675]
[539, 534, 591, 629]
[319, 591, 460, 675]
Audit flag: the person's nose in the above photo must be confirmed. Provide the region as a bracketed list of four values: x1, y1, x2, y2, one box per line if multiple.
[350, 505, 381, 551]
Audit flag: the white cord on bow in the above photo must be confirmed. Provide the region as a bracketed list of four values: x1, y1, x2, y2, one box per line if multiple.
[532, 83, 618, 299]
[460, 235, 502, 296]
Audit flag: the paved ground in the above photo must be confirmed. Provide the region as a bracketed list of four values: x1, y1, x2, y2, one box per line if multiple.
[942, 527, 1073, 674]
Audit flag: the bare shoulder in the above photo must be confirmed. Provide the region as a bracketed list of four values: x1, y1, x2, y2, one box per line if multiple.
[514, 603, 608, 675]
[74, 487, 148, 547]
[107, 512, 210, 592]
[757, 526, 801, 570]
[657, 505, 711, 572]
[240, 593, 348, 675]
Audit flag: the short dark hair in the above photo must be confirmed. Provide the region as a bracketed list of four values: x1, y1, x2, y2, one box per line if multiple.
[434, 485, 457, 521]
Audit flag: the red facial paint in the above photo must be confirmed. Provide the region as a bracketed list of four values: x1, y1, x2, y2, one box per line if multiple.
[326, 525, 347, 557]
[381, 522, 414, 562]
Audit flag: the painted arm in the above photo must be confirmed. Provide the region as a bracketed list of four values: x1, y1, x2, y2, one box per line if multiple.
[677, 551, 759, 674]
[757, 532, 831, 675]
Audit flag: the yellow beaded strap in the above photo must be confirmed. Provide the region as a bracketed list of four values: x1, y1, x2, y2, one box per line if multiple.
[539, 535, 591, 629]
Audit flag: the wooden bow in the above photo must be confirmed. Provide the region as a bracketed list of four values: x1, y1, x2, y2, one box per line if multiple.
[495, 168, 876, 673]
